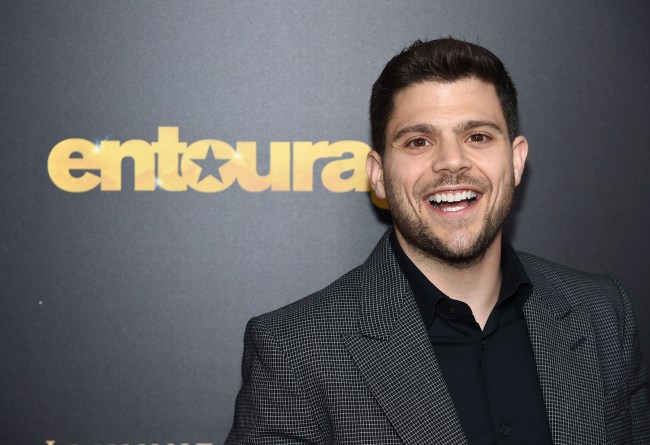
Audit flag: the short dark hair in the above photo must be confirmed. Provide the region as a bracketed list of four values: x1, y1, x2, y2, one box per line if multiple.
[370, 38, 519, 154]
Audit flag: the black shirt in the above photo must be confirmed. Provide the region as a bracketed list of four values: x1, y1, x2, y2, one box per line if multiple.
[390, 232, 552, 445]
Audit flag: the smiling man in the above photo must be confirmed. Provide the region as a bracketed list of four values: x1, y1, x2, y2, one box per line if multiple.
[228, 38, 649, 444]
[367, 77, 527, 330]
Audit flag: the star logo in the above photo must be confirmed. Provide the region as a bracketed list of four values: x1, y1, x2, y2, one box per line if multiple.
[191, 144, 231, 183]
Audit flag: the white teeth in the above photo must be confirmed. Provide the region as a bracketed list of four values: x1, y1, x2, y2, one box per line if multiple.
[429, 190, 477, 203]
[442, 205, 466, 212]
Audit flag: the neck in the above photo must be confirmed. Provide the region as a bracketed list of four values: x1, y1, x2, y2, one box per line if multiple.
[396, 231, 503, 329]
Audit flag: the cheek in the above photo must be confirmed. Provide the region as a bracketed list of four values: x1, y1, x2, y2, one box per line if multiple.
[384, 161, 419, 189]
[475, 164, 511, 202]
[492, 169, 516, 200]
[395, 160, 428, 184]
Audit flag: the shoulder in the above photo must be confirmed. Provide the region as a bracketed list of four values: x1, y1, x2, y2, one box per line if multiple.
[248, 264, 365, 342]
[517, 251, 629, 330]
[518, 251, 622, 293]
[244, 231, 397, 354]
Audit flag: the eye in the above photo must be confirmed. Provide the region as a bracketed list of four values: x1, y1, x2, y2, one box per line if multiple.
[467, 133, 490, 143]
[406, 137, 430, 148]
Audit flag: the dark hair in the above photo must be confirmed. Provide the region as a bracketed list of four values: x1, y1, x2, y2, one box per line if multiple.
[370, 38, 519, 154]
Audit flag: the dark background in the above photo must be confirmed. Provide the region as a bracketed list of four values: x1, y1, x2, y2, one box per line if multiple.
[1, 1, 648, 443]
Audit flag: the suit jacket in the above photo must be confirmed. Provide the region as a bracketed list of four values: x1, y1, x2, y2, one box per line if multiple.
[227, 233, 650, 444]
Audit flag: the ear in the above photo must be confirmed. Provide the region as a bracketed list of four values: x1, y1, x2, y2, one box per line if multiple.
[366, 150, 386, 199]
[511, 136, 528, 187]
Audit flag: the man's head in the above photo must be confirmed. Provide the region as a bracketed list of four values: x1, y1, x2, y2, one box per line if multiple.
[370, 38, 519, 156]
[366, 38, 528, 268]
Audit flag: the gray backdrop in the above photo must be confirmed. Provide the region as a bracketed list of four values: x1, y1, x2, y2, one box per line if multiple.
[1, 1, 649, 443]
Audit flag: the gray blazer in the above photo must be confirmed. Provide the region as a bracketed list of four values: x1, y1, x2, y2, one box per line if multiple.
[227, 233, 649, 444]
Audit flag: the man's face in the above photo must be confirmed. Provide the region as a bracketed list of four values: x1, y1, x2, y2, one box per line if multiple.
[366, 78, 528, 267]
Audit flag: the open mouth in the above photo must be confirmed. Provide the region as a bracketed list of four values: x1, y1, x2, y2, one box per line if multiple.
[428, 190, 478, 212]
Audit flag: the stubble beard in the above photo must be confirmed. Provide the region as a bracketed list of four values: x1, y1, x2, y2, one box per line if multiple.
[386, 172, 515, 270]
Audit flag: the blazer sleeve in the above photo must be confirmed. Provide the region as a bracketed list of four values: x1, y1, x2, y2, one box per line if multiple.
[226, 316, 325, 444]
[616, 278, 650, 443]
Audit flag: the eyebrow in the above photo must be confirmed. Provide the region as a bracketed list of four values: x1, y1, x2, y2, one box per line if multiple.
[391, 120, 504, 143]
[455, 120, 504, 135]
[392, 123, 440, 142]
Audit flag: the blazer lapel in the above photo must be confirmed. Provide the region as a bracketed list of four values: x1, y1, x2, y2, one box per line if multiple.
[522, 257, 607, 444]
[342, 234, 467, 445]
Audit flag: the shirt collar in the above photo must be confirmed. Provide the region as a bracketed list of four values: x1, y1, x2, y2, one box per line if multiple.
[389, 230, 532, 327]
[499, 236, 532, 307]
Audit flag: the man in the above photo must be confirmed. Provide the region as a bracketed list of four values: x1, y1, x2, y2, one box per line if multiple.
[227, 38, 649, 444]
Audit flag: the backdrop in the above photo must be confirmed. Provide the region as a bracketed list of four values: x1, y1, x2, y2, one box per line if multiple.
[2, 1, 649, 444]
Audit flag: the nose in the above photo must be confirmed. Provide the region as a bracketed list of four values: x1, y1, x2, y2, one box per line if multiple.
[431, 138, 471, 174]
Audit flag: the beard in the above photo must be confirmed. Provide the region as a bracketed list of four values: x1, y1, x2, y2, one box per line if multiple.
[385, 172, 514, 269]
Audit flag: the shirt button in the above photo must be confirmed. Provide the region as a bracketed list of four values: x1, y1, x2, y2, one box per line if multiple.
[500, 424, 511, 436]
[447, 305, 457, 314]
[481, 341, 488, 351]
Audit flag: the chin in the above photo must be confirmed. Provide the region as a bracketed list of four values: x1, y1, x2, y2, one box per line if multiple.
[405, 228, 500, 270]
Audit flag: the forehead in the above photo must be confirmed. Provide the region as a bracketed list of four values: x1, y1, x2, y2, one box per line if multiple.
[388, 78, 506, 133]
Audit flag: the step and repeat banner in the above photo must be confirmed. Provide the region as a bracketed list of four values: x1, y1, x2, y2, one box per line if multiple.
[2, 1, 649, 444]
